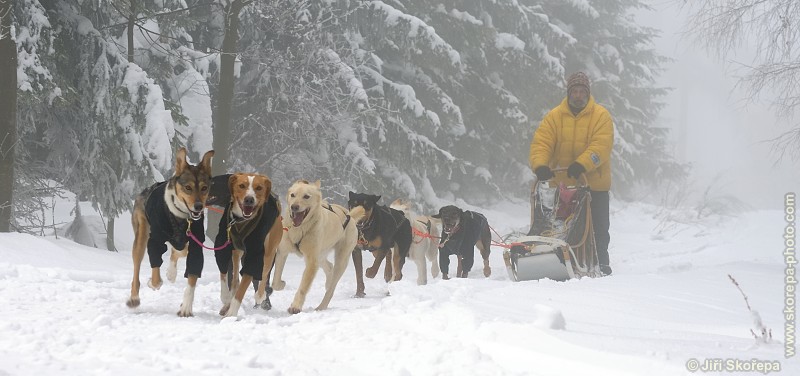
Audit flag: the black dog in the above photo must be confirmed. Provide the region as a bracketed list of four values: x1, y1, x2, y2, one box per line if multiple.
[432, 205, 492, 279]
[348, 192, 412, 297]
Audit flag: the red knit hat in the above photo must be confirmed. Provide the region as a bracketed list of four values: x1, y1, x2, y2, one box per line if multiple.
[567, 72, 590, 94]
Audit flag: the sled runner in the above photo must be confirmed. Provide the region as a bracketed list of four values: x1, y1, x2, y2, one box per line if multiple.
[504, 172, 601, 281]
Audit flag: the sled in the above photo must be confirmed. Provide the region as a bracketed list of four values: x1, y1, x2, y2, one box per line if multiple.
[503, 172, 601, 281]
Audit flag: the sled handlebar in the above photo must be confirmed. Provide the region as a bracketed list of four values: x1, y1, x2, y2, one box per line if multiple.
[534, 168, 589, 187]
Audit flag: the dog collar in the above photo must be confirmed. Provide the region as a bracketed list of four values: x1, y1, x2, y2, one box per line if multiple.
[444, 224, 460, 235]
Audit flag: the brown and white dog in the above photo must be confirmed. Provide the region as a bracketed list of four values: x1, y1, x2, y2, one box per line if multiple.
[213, 173, 283, 317]
[272, 180, 364, 314]
[390, 199, 440, 285]
[127, 148, 214, 317]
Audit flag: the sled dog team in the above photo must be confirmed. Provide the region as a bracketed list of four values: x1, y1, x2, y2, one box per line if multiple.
[126, 148, 492, 317]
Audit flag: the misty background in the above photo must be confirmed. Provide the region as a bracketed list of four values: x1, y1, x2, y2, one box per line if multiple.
[1, 0, 798, 247]
[641, 1, 799, 209]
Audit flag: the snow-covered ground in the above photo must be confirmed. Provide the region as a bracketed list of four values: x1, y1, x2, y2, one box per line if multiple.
[0, 199, 794, 375]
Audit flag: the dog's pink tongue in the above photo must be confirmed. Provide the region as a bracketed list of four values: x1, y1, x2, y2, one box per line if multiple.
[292, 213, 303, 227]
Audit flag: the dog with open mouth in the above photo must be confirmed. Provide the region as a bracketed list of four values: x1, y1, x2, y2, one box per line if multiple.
[126, 148, 214, 317]
[272, 180, 365, 313]
[206, 173, 283, 318]
[433, 205, 492, 279]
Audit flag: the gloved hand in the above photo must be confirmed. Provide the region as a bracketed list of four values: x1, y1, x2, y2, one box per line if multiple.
[534, 166, 554, 181]
[567, 162, 585, 180]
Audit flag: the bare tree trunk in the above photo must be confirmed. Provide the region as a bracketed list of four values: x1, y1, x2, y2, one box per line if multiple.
[106, 216, 117, 251]
[213, 0, 248, 175]
[127, 1, 135, 64]
[0, 0, 17, 232]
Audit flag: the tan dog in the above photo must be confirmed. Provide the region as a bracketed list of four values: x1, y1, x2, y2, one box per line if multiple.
[272, 180, 365, 314]
[216, 173, 283, 318]
[127, 148, 214, 317]
[390, 199, 441, 285]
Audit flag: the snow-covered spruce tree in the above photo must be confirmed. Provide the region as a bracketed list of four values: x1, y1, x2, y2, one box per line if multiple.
[540, 0, 687, 197]
[17, 0, 175, 248]
[114, 0, 216, 160]
[398, 0, 576, 203]
[245, 0, 571, 208]
[334, 1, 471, 207]
[230, 0, 370, 198]
[11, 0, 69, 233]
[223, 0, 467, 207]
[232, 0, 654, 208]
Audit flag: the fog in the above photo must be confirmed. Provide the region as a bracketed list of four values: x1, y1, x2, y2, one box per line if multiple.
[639, 1, 799, 209]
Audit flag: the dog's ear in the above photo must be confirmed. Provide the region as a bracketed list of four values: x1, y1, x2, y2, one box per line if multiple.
[371, 195, 381, 204]
[228, 174, 239, 202]
[349, 191, 355, 200]
[313, 180, 321, 188]
[175, 147, 188, 175]
[199, 150, 214, 176]
[431, 210, 442, 219]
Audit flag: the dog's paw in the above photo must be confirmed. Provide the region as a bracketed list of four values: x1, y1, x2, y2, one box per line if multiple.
[442, 273, 450, 280]
[166, 265, 177, 283]
[219, 304, 230, 316]
[459, 270, 469, 278]
[255, 297, 272, 311]
[288, 306, 302, 314]
[126, 297, 140, 308]
[147, 278, 162, 290]
[353, 290, 366, 298]
[483, 265, 491, 277]
[224, 300, 242, 318]
[365, 266, 379, 279]
[272, 280, 286, 291]
[177, 305, 193, 317]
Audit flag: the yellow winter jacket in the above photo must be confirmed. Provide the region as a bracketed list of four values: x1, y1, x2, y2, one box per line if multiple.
[529, 96, 613, 191]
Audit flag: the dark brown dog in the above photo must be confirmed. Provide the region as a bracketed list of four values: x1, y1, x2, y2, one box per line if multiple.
[348, 192, 411, 297]
[432, 205, 491, 279]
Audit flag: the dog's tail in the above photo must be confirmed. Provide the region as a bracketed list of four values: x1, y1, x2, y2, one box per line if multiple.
[349, 205, 367, 224]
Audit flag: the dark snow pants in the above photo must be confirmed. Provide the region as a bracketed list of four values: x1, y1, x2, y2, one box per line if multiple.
[590, 190, 610, 267]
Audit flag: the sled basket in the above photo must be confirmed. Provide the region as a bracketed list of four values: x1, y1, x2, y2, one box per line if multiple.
[504, 177, 601, 281]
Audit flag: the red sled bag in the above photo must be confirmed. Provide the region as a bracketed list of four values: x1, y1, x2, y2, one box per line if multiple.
[555, 182, 579, 220]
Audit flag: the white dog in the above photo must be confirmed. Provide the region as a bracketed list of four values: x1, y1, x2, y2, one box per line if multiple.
[390, 199, 440, 285]
[272, 180, 365, 314]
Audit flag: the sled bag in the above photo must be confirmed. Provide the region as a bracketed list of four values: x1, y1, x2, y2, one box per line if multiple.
[555, 182, 579, 220]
